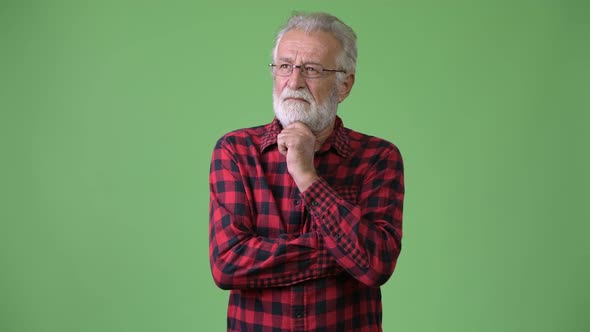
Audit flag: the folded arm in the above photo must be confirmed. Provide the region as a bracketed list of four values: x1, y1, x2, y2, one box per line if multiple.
[301, 147, 404, 287]
[209, 139, 342, 290]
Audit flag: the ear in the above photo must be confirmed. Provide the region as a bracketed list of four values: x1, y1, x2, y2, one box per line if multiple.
[337, 73, 355, 103]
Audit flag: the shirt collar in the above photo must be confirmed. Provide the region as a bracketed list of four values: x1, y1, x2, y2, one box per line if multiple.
[260, 116, 351, 158]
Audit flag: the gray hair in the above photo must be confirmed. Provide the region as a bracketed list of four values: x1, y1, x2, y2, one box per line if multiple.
[272, 12, 358, 79]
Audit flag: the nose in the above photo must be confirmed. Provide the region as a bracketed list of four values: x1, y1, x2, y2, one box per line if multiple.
[287, 65, 306, 90]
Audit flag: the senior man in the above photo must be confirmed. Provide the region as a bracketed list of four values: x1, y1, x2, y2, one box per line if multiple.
[209, 12, 404, 332]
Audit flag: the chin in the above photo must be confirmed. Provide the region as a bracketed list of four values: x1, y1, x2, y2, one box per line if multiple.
[275, 110, 334, 133]
[273, 92, 337, 133]
[274, 103, 308, 127]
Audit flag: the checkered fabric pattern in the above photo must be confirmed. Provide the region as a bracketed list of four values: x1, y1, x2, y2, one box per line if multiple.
[209, 117, 404, 331]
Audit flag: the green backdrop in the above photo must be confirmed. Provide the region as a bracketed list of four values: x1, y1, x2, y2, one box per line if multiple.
[1, 0, 588, 331]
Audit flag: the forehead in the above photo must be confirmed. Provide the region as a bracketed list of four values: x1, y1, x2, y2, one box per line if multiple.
[276, 29, 342, 64]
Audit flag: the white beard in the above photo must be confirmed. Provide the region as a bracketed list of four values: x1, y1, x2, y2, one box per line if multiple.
[273, 86, 339, 133]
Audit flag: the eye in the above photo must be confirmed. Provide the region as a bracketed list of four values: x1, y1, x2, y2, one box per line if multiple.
[304, 65, 319, 73]
[279, 63, 291, 69]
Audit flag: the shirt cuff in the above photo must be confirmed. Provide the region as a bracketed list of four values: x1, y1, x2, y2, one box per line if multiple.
[300, 177, 338, 219]
[300, 177, 369, 268]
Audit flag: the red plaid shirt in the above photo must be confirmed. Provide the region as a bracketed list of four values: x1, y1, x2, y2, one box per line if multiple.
[209, 117, 404, 331]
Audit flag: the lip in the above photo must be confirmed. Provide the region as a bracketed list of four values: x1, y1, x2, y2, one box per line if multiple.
[283, 97, 310, 104]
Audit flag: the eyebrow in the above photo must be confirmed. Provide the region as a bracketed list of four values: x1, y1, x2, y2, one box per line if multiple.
[277, 56, 294, 63]
[276, 57, 322, 65]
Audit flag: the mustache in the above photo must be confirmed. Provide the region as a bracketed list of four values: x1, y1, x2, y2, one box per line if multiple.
[280, 88, 314, 103]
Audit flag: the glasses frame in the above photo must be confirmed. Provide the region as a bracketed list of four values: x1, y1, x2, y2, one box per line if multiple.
[269, 63, 346, 79]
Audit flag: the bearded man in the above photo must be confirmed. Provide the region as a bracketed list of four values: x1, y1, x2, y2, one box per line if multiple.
[209, 12, 405, 332]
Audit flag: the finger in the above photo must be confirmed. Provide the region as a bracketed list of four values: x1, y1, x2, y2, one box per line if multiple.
[277, 135, 288, 155]
[286, 122, 313, 134]
[279, 142, 288, 154]
[286, 121, 309, 129]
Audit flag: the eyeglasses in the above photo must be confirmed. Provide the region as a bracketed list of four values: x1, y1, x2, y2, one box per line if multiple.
[269, 63, 346, 79]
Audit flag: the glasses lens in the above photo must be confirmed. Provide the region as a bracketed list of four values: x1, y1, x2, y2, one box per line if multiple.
[270, 63, 327, 78]
[274, 63, 292, 76]
[301, 64, 323, 78]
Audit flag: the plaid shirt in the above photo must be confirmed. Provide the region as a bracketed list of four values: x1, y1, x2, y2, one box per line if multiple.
[209, 117, 404, 331]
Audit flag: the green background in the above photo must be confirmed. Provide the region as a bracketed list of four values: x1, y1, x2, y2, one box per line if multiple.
[1, 0, 588, 331]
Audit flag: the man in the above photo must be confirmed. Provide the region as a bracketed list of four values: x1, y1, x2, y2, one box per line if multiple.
[209, 12, 404, 331]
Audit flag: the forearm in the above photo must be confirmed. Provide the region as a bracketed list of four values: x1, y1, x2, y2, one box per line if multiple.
[209, 177, 341, 290]
[301, 170, 404, 287]
[209, 219, 342, 289]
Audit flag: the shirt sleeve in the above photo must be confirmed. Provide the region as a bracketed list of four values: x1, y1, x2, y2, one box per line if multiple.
[209, 138, 343, 290]
[300, 146, 404, 287]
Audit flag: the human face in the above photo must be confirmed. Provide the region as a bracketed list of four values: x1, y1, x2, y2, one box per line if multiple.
[272, 30, 344, 132]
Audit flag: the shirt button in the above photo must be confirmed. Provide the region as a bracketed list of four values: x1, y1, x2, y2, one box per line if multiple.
[335, 234, 342, 239]
[294, 199, 300, 206]
[312, 201, 319, 206]
[294, 311, 303, 318]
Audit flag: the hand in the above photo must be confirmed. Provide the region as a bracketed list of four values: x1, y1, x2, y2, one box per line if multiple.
[277, 122, 319, 192]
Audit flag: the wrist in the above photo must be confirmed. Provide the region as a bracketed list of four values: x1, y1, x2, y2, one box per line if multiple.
[293, 172, 319, 192]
